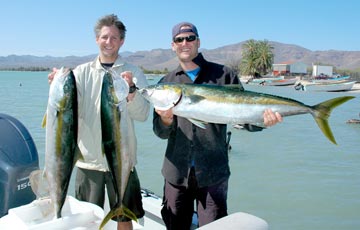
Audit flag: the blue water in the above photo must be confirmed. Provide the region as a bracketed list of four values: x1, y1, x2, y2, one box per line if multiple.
[1, 71, 360, 229]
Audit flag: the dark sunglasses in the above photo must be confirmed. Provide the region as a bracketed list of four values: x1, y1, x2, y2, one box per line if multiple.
[173, 35, 197, 43]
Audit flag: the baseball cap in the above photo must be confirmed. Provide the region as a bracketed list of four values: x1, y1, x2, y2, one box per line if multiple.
[172, 22, 199, 39]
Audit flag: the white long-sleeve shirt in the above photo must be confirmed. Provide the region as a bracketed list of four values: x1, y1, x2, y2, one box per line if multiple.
[74, 56, 150, 171]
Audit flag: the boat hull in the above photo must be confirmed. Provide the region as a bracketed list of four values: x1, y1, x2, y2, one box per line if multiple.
[263, 78, 298, 86]
[303, 81, 356, 92]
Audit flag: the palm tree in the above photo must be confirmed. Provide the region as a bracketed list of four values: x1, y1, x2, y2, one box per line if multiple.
[255, 40, 274, 75]
[240, 39, 258, 77]
[240, 39, 274, 77]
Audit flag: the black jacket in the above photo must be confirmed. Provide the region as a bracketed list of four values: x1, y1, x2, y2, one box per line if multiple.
[153, 53, 261, 187]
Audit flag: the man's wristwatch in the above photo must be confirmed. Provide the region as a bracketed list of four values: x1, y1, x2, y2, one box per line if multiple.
[129, 84, 138, 93]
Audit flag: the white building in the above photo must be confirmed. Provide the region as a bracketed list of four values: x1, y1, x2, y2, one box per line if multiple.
[312, 65, 333, 77]
[272, 61, 307, 76]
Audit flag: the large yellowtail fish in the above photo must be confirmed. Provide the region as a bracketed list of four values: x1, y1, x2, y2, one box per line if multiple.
[99, 71, 137, 229]
[43, 67, 80, 218]
[140, 83, 355, 145]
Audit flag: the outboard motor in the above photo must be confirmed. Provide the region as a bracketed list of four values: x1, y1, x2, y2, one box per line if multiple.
[0, 113, 39, 217]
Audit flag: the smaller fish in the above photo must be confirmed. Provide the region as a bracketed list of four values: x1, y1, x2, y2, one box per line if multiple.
[140, 83, 355, 145]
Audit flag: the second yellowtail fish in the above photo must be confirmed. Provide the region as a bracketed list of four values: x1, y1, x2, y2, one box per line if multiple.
[99, 72, 137, 229]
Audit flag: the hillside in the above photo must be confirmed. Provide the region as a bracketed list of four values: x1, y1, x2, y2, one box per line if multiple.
[1, 41, 359, 71]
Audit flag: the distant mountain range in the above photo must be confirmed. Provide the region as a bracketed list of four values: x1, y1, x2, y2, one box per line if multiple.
[1, 41, 359, 71]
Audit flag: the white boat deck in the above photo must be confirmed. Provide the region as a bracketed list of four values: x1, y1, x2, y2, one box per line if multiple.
[0, 189, 268, 230]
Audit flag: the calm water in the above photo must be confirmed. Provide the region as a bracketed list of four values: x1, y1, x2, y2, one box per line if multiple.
[1, 71, 360, 230]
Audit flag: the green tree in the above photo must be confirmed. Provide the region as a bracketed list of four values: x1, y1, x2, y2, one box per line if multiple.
[240, 39, 274, 77]
[256, 40, 274, 75]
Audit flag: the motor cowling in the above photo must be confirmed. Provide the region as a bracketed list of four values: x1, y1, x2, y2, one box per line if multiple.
[0, 113, 39, 217]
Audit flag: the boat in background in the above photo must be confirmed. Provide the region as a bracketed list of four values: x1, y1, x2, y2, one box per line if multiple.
[312, 75, 350, 83]
[262, 77, 298, 86]
[243, 76, 298, 86]
[295, 80, 356, 92]
[242, 75, 284, 84]
[347, 113, 360, 124]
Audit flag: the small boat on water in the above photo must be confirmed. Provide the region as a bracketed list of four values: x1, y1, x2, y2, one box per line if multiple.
[294, 81, 356, 92]
[241, 75, 285, 84]
[244, 77, 297, 86]
[312, 75, 350, 83]
[262, 77, 298, 86]
[347, 113, 360, 124]
[347, 119, 360, 124]
[313, 73, 350, 80]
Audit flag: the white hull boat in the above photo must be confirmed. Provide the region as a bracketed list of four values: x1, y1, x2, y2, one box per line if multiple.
[295, 81, 356, 92]
[263, 77, 298, 86]
[0, 189, 269, 230]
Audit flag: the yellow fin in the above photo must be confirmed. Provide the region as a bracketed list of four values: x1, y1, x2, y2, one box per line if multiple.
[99, 205, 138, 230]
[41, 111, 47, 128]
[312, 96, 355, 145]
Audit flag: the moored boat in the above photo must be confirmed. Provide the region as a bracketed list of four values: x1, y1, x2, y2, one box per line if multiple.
[243, 75, 284, 84]
[295, 81, 356, 92]
[312, 75, 350, 83]
[262, 77, 298, 86]
[347, 113, 360, 124]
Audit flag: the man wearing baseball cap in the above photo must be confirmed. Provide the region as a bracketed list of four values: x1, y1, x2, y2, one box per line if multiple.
[152, 22, 282, 229]
[172, 22, 199, 38]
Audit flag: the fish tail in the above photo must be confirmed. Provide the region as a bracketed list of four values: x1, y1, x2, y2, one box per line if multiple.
[99, 205, 138, 230]
[311, 96, 355, 145]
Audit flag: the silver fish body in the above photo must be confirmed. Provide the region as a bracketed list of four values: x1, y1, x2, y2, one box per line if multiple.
[140, 83, 355, 144]
[44, 67, 78, 218]
[99, 72, 136, 229]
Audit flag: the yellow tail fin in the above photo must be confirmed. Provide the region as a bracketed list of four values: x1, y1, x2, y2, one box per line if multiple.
[99, 205, 138, 230]
[312, 96, 355, 145]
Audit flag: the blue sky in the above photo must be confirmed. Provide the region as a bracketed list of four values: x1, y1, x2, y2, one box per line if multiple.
[1, 0, 358, 57]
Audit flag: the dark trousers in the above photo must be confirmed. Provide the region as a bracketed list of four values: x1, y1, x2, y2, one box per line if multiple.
[161, 168, 228, 230]
[75, 167, 144, 221]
